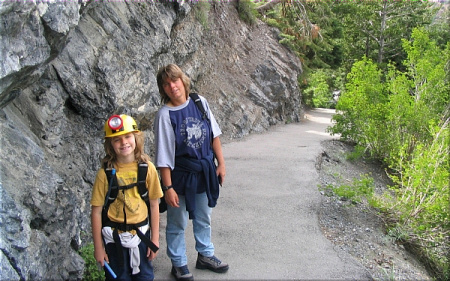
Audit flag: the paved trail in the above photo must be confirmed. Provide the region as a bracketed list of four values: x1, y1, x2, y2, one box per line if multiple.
[154, 108, 370, 280]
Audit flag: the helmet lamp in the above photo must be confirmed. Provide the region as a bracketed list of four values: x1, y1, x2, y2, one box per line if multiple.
[108, 115, 123, 131]
[104, 114, 139, 138]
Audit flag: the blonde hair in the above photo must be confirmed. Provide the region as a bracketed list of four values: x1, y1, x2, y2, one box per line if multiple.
[101, 131, 150, 169]
[157, 64, 190, 104]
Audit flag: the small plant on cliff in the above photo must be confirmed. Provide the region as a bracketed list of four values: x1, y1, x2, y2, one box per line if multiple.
[237, 0, 258, 26]
[79, 243, 103, 281]
[194, 1, 211, 29]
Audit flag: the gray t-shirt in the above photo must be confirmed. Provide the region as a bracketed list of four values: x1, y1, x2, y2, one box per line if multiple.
[153, 95, 222, 170]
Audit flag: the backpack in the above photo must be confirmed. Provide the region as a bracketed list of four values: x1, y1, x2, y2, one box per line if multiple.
[190, 93, 209, 121]
[103, 162, 159, 262]
[103, 162, 150, 216]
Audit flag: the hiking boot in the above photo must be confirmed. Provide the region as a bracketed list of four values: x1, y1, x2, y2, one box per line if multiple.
[195, 253, 229, 273]
[171, 265, 194, 281]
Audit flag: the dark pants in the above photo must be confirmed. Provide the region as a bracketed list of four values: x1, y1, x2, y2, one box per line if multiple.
[104, 231, 154, 281]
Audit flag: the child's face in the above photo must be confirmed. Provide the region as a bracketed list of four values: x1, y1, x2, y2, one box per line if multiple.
[111, 133, 136, 162]
[162, 77, 186, 102]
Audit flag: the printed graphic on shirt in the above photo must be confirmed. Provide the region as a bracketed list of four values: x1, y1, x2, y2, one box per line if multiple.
[117, 171, 137, 186]
[111, 171, 140, 218]
[180, 116, 206, 150]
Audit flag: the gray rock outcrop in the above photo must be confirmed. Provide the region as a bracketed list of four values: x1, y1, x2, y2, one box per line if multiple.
[0, 1, 302, 279]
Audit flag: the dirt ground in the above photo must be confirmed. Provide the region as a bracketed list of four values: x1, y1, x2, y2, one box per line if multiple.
[316, 139, 432, 281]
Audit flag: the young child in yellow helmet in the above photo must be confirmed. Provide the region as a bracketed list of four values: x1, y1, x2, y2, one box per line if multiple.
[90, 114, 163, 281]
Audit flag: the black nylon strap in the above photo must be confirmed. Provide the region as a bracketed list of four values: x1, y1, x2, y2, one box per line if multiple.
[104, 167, 119, 209]
[113, 228, 124, 268]
[134, 226, 159, 254]
[137, 162, 150, 208]
[104, 219, 148, 232]
[190, 93, 209, 121]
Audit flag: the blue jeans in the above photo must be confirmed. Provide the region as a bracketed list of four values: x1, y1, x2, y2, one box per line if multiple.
[166, 192, 215, 267]
[104, 230, 154, 281]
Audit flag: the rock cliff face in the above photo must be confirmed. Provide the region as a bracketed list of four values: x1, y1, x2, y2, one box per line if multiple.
[0, 1, 302, 280]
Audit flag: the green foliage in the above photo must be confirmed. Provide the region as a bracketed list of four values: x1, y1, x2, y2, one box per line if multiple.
[261, 1, 445, 109]
[265, 17, 281, 29]
[194, 1, 211, 29]
[279, 33, 296, 49]
[345, 145, 366, 161]
[328, 57, 388, 153]
[261, 1, 449, 277]
[301, 67, 346, 108]
[79, 243, 104, 281]
[303, 69, 332, 108]
[306, 2, 344, 70]
[260, 1, 342, 72]
[427, 7, 450, 49]
[378, 123, 450, 277]
[387, 226, 410, 242]
[330, 174, 375, 204]
[381, 265, 396, 281]
[329, 28, 449, 279]
[332, 0, 435, 69]
[237, 0, 258, 26]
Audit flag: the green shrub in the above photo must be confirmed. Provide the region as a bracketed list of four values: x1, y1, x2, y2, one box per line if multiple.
[265, 18, 281, 29]
[328, 27, 449, 279]
[304, 70, 334, 108]
[330, 174, 375, 203]
[377, 124, 449, 277]
[237, 0, 258, 26]
[79, 243, 104, 281]
[345, 145, 366, 161]
[194, 1, 211, 29]
[279, 33, 296, 49]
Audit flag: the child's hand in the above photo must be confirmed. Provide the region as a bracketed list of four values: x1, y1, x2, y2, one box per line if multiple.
[164, 189, 179, 207]
[147, 247, 158, 260]
[94, 247, 108, 266]
[216, 164, 226, 186]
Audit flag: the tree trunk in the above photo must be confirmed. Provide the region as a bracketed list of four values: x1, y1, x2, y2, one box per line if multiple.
[377, 0, 388, 64]
[365, 34, 370, 58]
[256, 0, 282, 13]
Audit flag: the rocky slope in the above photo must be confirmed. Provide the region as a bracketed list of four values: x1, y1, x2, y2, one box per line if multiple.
[317, 140, 432, 281]
[0, 2, 302, 280]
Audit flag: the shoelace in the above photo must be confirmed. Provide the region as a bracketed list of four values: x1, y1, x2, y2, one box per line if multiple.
[206, 255, 221, 265]
[178, 265, 190, 275]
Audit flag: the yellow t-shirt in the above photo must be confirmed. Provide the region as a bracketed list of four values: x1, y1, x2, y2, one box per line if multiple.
[90, 161, 163, 224]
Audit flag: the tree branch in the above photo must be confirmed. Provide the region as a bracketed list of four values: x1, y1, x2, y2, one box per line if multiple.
[256, 0, 282, 13]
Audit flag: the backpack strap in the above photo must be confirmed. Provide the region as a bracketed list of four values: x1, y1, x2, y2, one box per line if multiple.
[136, 162, 160, 252]
[102, 162, 159, 255]
[137, 162, 150, 211]
[103, 162, 148, 212]
[189, 93, 217, 164]
[190, 93, 209, 121]
[134, 225, 159, 253]
[103, 165, 119, 211]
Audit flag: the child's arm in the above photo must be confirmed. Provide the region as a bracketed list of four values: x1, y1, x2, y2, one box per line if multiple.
[160, 167, 179, 207]
[147, 198, 160, 260]
[91, 205, 108, 265]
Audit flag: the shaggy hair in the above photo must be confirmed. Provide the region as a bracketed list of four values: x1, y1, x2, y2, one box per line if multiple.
[156, 64, 190, 104]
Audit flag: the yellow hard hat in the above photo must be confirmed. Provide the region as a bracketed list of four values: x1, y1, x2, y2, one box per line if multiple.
[104, 114, 139, 138]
